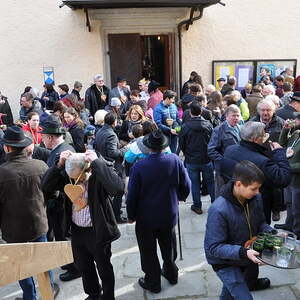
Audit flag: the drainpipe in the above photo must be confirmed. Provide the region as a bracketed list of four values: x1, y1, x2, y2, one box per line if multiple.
[177, 2, 225, 94]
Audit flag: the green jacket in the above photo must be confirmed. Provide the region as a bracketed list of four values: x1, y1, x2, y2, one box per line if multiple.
[279, 127, 300, 187]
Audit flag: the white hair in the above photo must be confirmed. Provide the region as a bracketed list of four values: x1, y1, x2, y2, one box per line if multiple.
[65, 153, 86, 177]
[231, 90, 242, 99]
[94, 109, 107, 125]
[263, 85, 275, 95]
[257, 99, 276, 112]
[93, 74, 103, 81]
[240, 121, 265, 141]
[206, 84, 216, 92]
[265, 94, 280, 105]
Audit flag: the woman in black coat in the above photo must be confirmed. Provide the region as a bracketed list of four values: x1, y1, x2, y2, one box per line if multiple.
[63, 107, 85, 153]
[119, 105, 145, 143]
[40, 84, 59, 110]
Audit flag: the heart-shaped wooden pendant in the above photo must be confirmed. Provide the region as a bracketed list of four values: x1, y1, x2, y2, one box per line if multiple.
[64, 184, 87, 211]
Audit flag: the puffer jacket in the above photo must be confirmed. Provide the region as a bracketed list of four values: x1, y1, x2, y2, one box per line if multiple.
[204, 182, 273, 270]
[153, 101, 180, 135]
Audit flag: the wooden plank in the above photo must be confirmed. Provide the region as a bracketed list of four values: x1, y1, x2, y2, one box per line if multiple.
[0, 241, 73, 286]
[37, 272, 54, 300]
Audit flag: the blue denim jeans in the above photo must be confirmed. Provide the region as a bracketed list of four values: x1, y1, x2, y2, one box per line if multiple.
[216, 267, 253, 300]
[19, 234, 54, 300]
[186, 162, 215, 208]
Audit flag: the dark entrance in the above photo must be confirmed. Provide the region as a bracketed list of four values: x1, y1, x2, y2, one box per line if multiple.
[108, 33, 175, 90]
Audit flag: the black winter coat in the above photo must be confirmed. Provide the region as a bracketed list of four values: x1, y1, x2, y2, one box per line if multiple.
[85, 84, 110, 119]
[68, 123, 85, 153]
[42, 157, 124, 245]
[276, 104, 298, 121]
[179, 116, 213, 164]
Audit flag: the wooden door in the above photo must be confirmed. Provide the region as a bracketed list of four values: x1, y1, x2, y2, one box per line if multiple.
[108, 34, 142, 89]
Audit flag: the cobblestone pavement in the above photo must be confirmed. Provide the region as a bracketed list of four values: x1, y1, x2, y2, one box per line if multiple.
[1, 195, 300, 299]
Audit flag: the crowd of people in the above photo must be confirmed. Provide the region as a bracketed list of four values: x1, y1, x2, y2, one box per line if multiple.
[0, 68, 300, 300]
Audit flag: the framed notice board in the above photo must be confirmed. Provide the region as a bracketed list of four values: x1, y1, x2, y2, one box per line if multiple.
[212, 59, 297, 90]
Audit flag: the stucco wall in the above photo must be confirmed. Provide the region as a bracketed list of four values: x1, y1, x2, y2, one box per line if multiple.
[0, 0, 103, 116]
[181, 0, 300, 87]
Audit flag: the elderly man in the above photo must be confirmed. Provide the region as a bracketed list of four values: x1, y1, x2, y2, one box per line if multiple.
[262, 85, 275, 98]
[208, 104, 241, 196]
[127, 129, 190, 293]
[277, 91, 300, 120]
[43, 150, 124, 300]
[251, 99, 284, 143]
[153, 90, 181, 153]
[85, 74, 110, 121]
[221, 121, 291, 224]
[232, 90, 250, 121]
[0, 126, 59, 300]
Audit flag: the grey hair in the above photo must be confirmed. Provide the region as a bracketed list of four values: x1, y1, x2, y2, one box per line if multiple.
[93, 74, 103, 81]
[65, 153, 87, 176]
[263, 84, 275, 95]
[94, 109, 107, 125]
[257, 99, 276, 112]
[206, 84, 216, 92]
[240, 121, 266, 141]
[225, 104, 240, 116]
[231, 90, 241, 99]
[265, 94, 280, 105]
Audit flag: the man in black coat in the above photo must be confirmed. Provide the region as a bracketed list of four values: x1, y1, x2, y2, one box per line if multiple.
[40, 115, 81, 282]
[221, 121, 291, 224]
[95, 112, 127, 223]
[85, 74, 110, 123]
[42, 150, 124, 300]
[276, 92, 300, 120]
[179, 101, 214, 214]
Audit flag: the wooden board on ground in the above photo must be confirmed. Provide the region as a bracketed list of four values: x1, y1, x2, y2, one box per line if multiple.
[0, 241, 73, 286]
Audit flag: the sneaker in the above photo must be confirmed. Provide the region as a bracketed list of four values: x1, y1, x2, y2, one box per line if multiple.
[191, 205, 203, 215]
[272, 211, 280, 222]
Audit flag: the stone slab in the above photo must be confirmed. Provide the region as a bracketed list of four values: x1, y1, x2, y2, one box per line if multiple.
[183, 232, 204, 249]
[259, 265, 296, 286]
[252, 286, 297, 300]
[146, 272, 206, 299]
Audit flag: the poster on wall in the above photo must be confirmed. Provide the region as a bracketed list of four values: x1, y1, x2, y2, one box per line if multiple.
[256, 60, 297, 83]
[213, 61, 254, 91]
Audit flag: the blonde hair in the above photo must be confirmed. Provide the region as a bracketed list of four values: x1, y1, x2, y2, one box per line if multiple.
[126, 105, 146, 122]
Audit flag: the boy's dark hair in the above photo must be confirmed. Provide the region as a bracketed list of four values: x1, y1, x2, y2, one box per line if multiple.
[142, 120, 157, 135]
[104, 112, 116, 126]
[163, 90, 176, 100]
[233, 160, 265, 186]
[194, 95, 206, 104]
[189, 83, 202, 93]
[131, 124, 143, 139]
[190, 101, 202, 116]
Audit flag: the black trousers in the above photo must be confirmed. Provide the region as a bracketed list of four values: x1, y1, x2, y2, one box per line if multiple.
[241, 262, 259, 290]
[135, 223, 178, 289]
[71, 224, 115, 300]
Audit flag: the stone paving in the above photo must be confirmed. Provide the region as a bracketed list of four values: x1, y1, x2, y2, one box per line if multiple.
[1, 195, 300, 299]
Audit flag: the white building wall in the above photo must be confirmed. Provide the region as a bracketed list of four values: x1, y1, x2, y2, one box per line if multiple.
[181, 0, 300, 86]
[0, 0, 103, 116]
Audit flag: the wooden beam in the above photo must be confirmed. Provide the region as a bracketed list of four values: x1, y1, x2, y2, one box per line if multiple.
[0, 241, 73, 286]
[37, 272, 54, 300]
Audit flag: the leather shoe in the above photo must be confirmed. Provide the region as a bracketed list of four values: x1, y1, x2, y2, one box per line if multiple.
[138, 277, 161, 293]
[272, 211, 280, 222]
[274, 224, 290, 230]
[161, 269, 178, 285]
[117, 217, 128, 224]
[191, 205, 203, 215]
[59, 270, 81, 282]
[249, 278, 270, 291]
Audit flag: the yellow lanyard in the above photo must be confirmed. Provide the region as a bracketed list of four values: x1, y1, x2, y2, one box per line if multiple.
[238, 201, 252, 240]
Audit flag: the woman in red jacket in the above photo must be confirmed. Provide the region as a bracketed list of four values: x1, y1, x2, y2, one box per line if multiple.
[22, 111, 42, 145]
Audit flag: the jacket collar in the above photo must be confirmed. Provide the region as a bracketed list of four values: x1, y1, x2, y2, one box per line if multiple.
[240, 139, 269, 156]
[5, 149, 28, 161]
